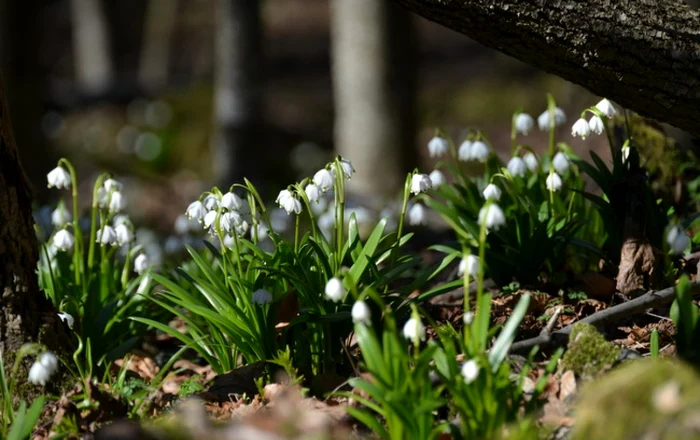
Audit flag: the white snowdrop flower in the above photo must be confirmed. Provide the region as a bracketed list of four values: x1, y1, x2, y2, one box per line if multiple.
[338, 157, 355, 179]
[507, 156, 527, 177]
[469, 141, 490, 163]
[58, 312, 74, 329]
[523, 152, 539, 172]
[252, 289, 273, 305]
[552, 152, 570, 174]
[546, 172, 563, 192]
[478, 203, 506, 231]
[458, 254, 480, 278]
[203, 194, 219, 210]
[186, 200, 207, 222]
[203, 210, 218, 229]
[428, 136, 449, 157]
[463, 311, 474, 325]
[47, 166, 71, 189]
[279, 193, 302, 215]
[97, 225, 118, 246]
[219, 211, 241, 234]
[305, 183, 321, 204]
[515, 113, 535, 135]
[233, 218, 250, 237]
[220, 192, 243, 211]
[429, 169, 445, 187]
[51, 204, 71, 227]
[537, 107, 566, 131]
[402, 317, 426, 342]
[103, 178, 122, 192]
[324, 277, 345, 302]
[461, 359, 479, 384]
[571, 118, 591, 139]
[28, 352, 59, 386]
[53, 229, 75, 251]
[134, 253, 149, 274]
[667, 226, 690, 255]
[589, 115, 605, 135]
[408, 203, 427, 226]
[113, 214, 132, 228]
[313, 168, 334, 192]
[115, 223, 134, 245]
[351, 300, 371, 325]
[482, 183, 501, 201]
[276, 189, 293, 205]
[457, 140, 472, 161]
[596, 98, 617, 118]
[108, 191, 126, 213]
[410, 173, 432, 195]
[252, 223, 268, 241]
[622, 146, 631, 163]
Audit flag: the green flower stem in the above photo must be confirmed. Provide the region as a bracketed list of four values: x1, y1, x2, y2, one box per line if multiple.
[58, 159, 82, 286]
[120, 245, 132, 288]
[510, 114, 518, 154]
[334, 159, 346, 268]
[294, 181, 318, 239]
[546, 94, 557, 159]
[294, 214, 300, 254]
[87, 174, 108, 278]
[387, 174, 412, 290]
[231, 228, 244, 276]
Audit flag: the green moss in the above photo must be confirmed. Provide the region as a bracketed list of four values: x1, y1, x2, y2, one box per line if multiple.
[560, 323, 620, 378]
[573, 360, 700, 440]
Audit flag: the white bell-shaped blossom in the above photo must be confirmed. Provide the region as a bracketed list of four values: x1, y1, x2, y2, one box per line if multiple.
[482, 183, 501, 201]
[252, 289, 273, 305]
[458, 254, 480, 278]
[251, 223, 269, 241]
[27, 352, 59, 386]
[523, 152, 539, 172]
[97, 225, 118, 246]
[134, 253, 150, 274]
[351, 300, 371, 325]
[515, 113, 535, 135]
[53, 229, 75, 251]
[429, 169, 445, 187]
[428, 136, 449, 157]
[461, 359, 479, 384]
[469, 141, 490, 163]
[103, 178, 122, 192]
[276, 189, 293, 206]
[115, 223, 134, 245]
[667, 226, 690, 255]
[278, 191, 302, 215]
[546, 172, 563, 192]
[537, 107, 566, 131]
[219, 211, 241, 234]
[589, 115, 605, 135]
[108, 191, 126, 213]
[410, 173, 432, 195]
[478, 203, 506, 231]
[338, 157, 355, 179]
[596, 99, 617, 118]
[96, 187, 108, 209]
[186, 200, 207, 222]
[571, 118, 591, 139]
[203, 210, 218, 229]
[203, 194, 219, 210]
[507, 157, 527, 177]
[463, 311, 474, 325]
[52, 204, 71, 227]
[408, 203, 426, 226]
[113, 214, 132, 228]
[313, 168, 334, 192]
[305, 183, 321, 204]
[58, 312, 74, 329]
[47, 166, 71, 189]
[324, 277, 345, 302]
[457, 140, 472, 161]
[552, 152, 570, 174]
[402, 317, 426, 342]
[220, 192, 244, 211]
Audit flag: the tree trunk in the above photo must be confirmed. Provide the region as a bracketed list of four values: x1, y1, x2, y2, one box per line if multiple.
[139, 0, 178, 92]
[211, 0, 263, 188]
[330, 0, 418, 202]
[391, 0, 700, 135]
[70, 0, 114, 95]
[0, 79, 70, 396]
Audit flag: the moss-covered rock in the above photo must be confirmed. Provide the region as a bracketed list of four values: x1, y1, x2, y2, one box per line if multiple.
[560, 323, 620, 379]
[572, 360, 700, 440]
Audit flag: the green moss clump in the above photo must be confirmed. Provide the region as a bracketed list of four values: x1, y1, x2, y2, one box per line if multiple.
[560, 323, 620, 378]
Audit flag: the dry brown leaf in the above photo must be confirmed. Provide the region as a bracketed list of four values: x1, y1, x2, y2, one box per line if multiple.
[616, 239, 659, 295]
[559, 370, 577, 401]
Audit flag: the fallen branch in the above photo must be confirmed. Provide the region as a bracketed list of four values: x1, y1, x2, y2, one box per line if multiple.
[508, 281, 700, 355]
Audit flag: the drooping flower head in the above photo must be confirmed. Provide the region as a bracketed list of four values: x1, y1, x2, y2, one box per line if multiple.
[408, 203, 426, 226]
[482, 184, 501, 201]
[507, 157, 527, 178]
[53, 229, 75, 251]
[461, 359, 480, 384]
[410, 173, 432, 195]
[28, 352, 59, 386]
[595, 98, 617, 118]
[427, 136, 449, 158]
[478, 203, 506, 231]
[537, 107, 566, 131]
[571, 118, 591, 139]
[552, 152, 570, 174]
[47, 166, 71, 190]
[458, 254, 480, 278]
[546, 172, 563, 192]
[514, 113, 535, 136]
[324, 277, 345, 302]
[351, 300, 371, 325]
[429, 169, 446, 187]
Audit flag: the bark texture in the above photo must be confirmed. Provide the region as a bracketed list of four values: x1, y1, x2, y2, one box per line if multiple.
[0, 79, 69, 395]
[391, 0, 700, 135]
[331, 0, 418, 201]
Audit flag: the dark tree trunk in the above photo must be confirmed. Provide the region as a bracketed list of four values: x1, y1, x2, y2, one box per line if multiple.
[391, 0, 700, 135]
[212, 0, 263, 188]
[330, 0, 418, 201]
[0, 79, 70, 395]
